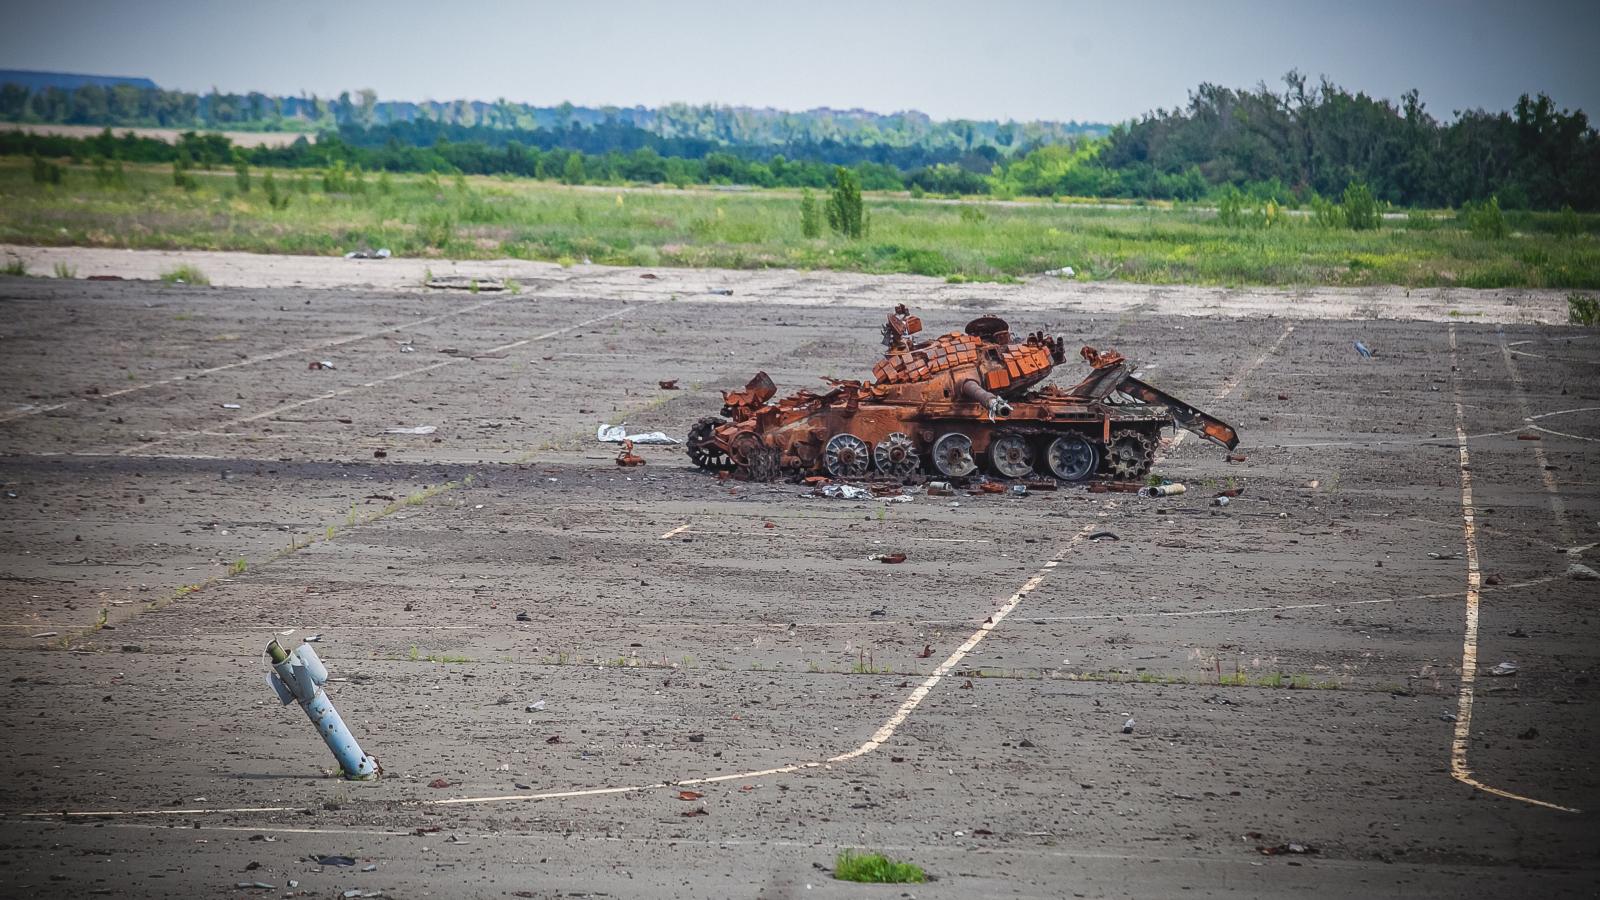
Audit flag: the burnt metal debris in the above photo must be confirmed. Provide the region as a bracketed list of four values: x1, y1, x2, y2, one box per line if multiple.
[687, 305, 1239, 483]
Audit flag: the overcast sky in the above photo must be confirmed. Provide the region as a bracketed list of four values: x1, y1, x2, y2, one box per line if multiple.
[3, 0, 1597, 123]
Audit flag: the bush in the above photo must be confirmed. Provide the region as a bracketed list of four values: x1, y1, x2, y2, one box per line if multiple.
[1463, 196, 1508, 239]
[1554, 205, 1580, 238]
[958, 204, 987, 224]
[1310, 194, 1345, 229]
[31, 154, 64, 185]
[234, 160, 250, 193]
[172, 160, 197, 191]
[1217, 187, 1246, 228]
[262, 171, 290, 210]
[799, 188, 821, 238]
[825, 167, 865, 239]
[1570, 293, 1599, 326]
[1341, 180, 1379, 230]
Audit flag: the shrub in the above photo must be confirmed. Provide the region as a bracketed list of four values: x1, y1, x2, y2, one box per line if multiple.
[825, 167, 865, 239]
[1570, 293, 1599, 326]
[262, 171, 290, 210]
[1463, 196, 1508, 239]
[959, 204, 987, 224]
[31, 154, 63, 185]
[799, 188, 821, 238]
[234, 159, 251, 193]
[172, 160, 197, 191]
[1554, 205, 1580, 238]
[1310, 194, 1345, 229]
[1217, 187, 1246, 228]
[1341, 180, 1379, 230]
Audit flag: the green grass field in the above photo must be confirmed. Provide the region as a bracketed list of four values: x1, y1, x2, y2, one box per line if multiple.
[2, 159, 1597, 288]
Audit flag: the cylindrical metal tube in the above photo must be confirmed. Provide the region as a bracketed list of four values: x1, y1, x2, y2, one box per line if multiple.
[267, 639, 380, 781]
[1139, 483, 1187, 498]
[956, 379, 1012, 417]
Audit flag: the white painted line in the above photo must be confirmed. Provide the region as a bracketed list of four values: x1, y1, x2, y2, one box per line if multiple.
[1168, 323, 1292, 451]
[1447, 325, 1579, 814]
[112, 308, 630, 456]
[659, 523, 691, 539]
[23, 524, 1099, 819]
[0, 296, 512, 425]
[1497, 333, 1578, 547]
[678, 528, 989, 544]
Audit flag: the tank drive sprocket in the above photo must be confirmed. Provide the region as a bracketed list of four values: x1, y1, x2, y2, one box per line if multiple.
[687, 416, 735, 472]
[1105, 429, 1157, 481]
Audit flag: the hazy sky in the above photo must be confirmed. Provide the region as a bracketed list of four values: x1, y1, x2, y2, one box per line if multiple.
[3, 0, 1597, 123]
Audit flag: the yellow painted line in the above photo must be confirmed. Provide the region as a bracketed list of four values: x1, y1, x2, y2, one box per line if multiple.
[1447, 325, 1579, 814]
[0, 296, 512, 425]
[111, 308, 630, 456]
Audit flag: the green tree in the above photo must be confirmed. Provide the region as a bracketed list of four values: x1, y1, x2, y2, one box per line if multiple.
[234, 159, 250, 193]
[825, 167, 864, 238]
[562, 152, 585, 185]
[799, 188, 821, 237]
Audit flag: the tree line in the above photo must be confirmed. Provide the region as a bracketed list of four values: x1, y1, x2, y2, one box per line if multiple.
[0, 82, 1101, 156]
[6, 72, 1596, 210]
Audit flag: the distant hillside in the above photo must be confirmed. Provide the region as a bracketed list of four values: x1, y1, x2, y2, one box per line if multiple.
[0, 69, 157, 91]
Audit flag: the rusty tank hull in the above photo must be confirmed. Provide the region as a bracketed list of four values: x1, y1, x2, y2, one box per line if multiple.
[688, 307, 1238, 483]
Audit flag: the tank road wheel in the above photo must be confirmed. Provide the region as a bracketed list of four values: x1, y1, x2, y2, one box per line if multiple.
[823, 433, 871, 479]
[873, 432, 921, 478]
[686, 416, 734, 472]
[931, 432, 977, 478]
[1105, 429, 1157, 481]
[1044, 434, 1098, 481]
[987, 431, 1034, 478]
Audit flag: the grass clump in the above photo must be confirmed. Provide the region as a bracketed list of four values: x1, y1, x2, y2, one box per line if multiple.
[834, 850, 926, 884]
[53, 261, 76, 278]
[2, 256, 26, 276]
[159, 264, 210, 285]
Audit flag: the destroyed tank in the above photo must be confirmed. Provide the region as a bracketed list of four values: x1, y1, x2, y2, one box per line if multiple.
[687, 305, 1239, 482]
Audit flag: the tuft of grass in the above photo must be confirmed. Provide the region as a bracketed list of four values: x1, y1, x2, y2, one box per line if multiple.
[53, 261, 76, 279]
[834, 850, 926, 884]
[159, 264, 210, 285]
[2, 257, 26, 277]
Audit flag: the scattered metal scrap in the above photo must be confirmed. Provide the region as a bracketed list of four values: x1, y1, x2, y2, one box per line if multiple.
[687, 306, 1238, 483]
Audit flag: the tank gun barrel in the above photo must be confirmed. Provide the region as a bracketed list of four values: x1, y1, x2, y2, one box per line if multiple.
[956, 378, 1012, 418]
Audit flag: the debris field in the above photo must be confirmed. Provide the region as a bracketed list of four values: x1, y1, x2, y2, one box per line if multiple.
[0, 266, 1595, 898]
